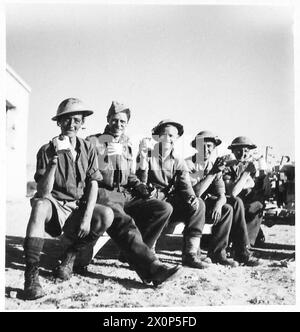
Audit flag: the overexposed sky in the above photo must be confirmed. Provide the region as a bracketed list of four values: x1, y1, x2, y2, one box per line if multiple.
[6, 3, 294, 165]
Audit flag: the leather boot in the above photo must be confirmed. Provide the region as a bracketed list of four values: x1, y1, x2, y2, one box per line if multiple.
[73, 265, 89, 276]
[182, 236, 209, 269]
[142, 260, 182, 287]
[209, 254, 238, 267]
[119, 244, 156, 264]
[235, 253, 261, 267]
[23, 263, 45, 300]
[57, 230, 102, 278]
[53, 249, 77, 280]
[23, 237, 45, 300]
[235, 246, 261, 267]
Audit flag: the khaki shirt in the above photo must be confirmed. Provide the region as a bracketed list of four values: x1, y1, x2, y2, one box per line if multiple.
[223, 160, 256, 183]
[136, 143, 195, 200]
[35, 137, 101, 201]
[223, 159, 258, 198]
[86, 129, 140, 190]
[185, 155, 225, 198]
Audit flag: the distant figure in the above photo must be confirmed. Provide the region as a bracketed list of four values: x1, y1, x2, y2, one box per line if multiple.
[23, 98, 114, 300]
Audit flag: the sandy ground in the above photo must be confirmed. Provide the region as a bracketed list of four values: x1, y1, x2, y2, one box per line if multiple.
[5, 199, 295, 310]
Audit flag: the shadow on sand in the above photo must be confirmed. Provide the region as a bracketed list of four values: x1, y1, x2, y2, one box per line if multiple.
[5, 235, 149, 299]
[6, 231, 295, 299]
[250, 242, 295, 261]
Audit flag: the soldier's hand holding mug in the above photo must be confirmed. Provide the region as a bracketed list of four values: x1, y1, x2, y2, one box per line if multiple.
[107, 142, 123, 156]
[52, 135, 72, 152]
[139, 138, 152, 159]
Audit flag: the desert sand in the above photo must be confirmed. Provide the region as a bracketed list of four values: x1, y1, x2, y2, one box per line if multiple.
[5, 199, 295, 310]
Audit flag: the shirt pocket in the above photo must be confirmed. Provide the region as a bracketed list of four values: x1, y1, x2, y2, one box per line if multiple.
[53, 163, 67, 192]
[121, 154, 134, 181]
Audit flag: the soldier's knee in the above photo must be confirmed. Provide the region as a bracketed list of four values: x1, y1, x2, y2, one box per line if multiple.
[230, 196, 244, 207]
[160, 201, 173, 216]
[93, 205, 114, 230]
[101, 206, 114, 229]
[198, 197, 206, 211]
[31, 198, 52, 214]
[223, 204, 233, 217]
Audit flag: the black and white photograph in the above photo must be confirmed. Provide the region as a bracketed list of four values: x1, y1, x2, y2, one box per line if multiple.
[3, 1, 296, 311]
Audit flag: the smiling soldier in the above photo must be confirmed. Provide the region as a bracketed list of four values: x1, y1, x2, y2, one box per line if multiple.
[223, 136, 263, 265]
[22, 98, 114, 300]
[136, 120, 209, 269]
[86, 102, 181, 287]
[186, 131, 259, 266]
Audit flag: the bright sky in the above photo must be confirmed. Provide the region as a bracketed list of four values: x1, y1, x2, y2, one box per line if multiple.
[6, 3, 295, 166]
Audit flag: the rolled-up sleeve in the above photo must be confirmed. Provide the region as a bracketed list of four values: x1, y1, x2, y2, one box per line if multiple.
[87, 145, 103, 182]
[213, 173, 226, 196]
[175, 159, 195, 200]
[34, 146, 49, 183]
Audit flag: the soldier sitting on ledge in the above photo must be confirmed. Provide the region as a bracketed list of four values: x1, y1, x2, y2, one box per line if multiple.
[23, 98, 114, 300]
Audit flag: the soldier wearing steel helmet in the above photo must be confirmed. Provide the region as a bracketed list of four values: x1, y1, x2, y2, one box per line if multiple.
[136, 120, 210, 270]
[185, 131, 237, 267]
[22, 98, 114, 300]
[223, 136, 264, 251]
[186, 131, 260, 267]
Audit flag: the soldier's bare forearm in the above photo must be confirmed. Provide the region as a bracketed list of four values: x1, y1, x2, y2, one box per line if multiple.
[214, 195, 226, 209]
[231, 172, 251, 197]
[82, 180, 98, 222]
[36, 156, 58, 198]
[193, 174, 216, 198]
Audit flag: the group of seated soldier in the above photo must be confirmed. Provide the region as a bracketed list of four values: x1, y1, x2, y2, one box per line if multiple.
[22, 98, 265, 301]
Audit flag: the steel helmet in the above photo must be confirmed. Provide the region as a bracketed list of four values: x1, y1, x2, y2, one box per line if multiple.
[151, 119, 184, 141]
[228, 136, 257, 150]
[52, 98, 94, 121]
[191, 130, 222, 148]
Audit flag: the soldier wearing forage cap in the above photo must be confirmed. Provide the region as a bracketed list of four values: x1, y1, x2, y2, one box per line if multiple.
[86, 102, 181, 287]
[136, 120, 210, 270]
[223, 136, 264, 249]
[186, 131, 259, 266]
[22, 98, 115, 300]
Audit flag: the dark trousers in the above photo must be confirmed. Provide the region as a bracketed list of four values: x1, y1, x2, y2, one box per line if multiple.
[169, 196, 206, 238]
[227, 196, 261, 257]
[96, 188, 160, 279]
[244, 201, 264, 246]
[125, 198, 173, 249]
[205, 198, 233, 260]
[235, 190, 264, 246]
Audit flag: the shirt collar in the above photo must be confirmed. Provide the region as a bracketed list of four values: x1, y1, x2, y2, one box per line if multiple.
[103, 125, 130, 144]
[191, 154, 212, 169]
[153, 142, 176, 160]
[75, 136, 84, 153]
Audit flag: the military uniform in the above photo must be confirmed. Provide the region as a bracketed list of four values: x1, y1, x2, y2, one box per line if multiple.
[86, 126, 174, 279]
[22, 98, 115, 300]
[136, 120, 209, 269]
[32, 137, 103, 237]
[137, 145, 206, 239]
[223, 160, 264, 246]
[185, 156, 234, 262]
